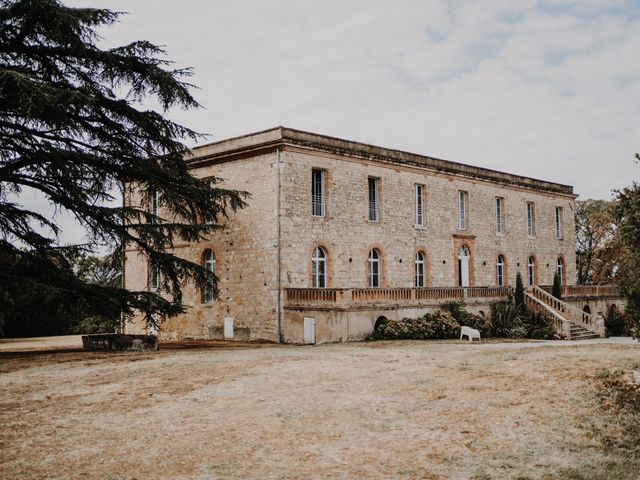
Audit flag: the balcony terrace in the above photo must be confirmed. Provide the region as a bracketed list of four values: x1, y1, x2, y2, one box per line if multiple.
[284, 286, 513, 310]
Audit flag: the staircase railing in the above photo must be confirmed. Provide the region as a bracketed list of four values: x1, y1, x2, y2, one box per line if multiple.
[530, 286, 595, 331]
[524, 292, 569, 337]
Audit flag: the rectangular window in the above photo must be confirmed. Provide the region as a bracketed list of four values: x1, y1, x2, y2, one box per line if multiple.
[555, 206, 563, 239]
[458, 191, 468, 230]
[495, 197, 504, 234]
[150, 189, 160, 224]
[414, 184, 424, 227]
[527, 202, 536, 237]
[311, 169, 325, 217]
[149, 263, 160, 292]
[368, 177, 380, 222]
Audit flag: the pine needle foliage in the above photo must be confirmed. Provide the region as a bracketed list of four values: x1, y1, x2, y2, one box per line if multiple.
[0, 0, 247, 329]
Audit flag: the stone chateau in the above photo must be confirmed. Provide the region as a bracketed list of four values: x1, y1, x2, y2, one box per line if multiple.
[124, 127, 623, 343]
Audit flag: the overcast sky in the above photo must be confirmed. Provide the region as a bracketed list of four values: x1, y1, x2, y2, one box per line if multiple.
[38, 0, 640, 244]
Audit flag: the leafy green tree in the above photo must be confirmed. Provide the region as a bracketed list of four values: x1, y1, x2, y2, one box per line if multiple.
[514, 271, 525, 311]
[615, 155, 640, 338]
[0, 0, 246, 332]
[552, 272, 562, 300]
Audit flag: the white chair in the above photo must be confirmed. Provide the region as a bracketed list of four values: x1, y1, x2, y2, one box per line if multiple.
[460, 326, 481, 342]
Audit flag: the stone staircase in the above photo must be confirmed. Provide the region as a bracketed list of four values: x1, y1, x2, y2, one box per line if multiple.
[525, 286, 604, 340]
[568, 323, 600, 341]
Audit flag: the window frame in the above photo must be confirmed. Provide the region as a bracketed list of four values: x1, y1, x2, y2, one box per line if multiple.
[496, 255, 505, 287]
[415, 251, 426, 287]
[368, 177, 380, 222]
[203, 249, 216, 303]
[526, 202, 536, 237]
[368, 249, 381, 288]
[149, 263, 160, 293]
[414, 184, 424, 228]
[458, 191, 468, 230]
[311, 246, 327, 288]
[311, 169, 326, 217]
[527, 256, 536, 287]
[555, 206, 563, 240]
[495, 197, 504, 234]
[557, 257, 565, 285]
[150, 189, 160, 224]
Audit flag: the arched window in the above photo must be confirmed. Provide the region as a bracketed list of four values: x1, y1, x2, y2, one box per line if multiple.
[527, 256, 536, 286]
[415, 251, 426, 287]
[149, 263, 160, 292]
[557, 257, 565, 285]
[496, 255, 505, 287]
[203, 249, 216, 303]
[312, 247, 327, 288]
[368, 249, 381, 288]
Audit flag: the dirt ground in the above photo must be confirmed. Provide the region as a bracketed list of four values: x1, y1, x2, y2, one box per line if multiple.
[0, 340, 638, 480]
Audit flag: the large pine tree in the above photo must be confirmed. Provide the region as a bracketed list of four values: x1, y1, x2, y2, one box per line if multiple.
[0, 0, 246, 333]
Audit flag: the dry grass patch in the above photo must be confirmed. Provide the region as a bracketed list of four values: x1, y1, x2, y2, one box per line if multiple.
[0, 341, 638, 479]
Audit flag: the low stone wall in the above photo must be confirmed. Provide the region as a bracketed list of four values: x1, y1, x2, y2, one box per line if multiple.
[82, 334, 158, 352]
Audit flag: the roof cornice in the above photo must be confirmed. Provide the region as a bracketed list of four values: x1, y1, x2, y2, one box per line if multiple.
[186, 127, 576, 197]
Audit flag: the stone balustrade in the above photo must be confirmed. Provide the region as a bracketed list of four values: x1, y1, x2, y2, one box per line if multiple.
[284, 286, 513, 308]
[540, 284, 619, 297]
[531, 286, 599, 331]
[525, 293, 571, 337]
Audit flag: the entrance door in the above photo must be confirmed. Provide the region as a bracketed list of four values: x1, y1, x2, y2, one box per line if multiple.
[303, 317, 316, 344]
[458, 245, 470, 287]
[224, 317, 234, 340]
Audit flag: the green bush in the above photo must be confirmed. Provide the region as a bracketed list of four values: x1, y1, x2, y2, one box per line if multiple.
[514, 272, 525, 311]
[552, 272, 562, 300]
[524, 310, 557, 339]
[605, 307, 631, 337]
[440, 301, 493, 336]
[72, 315, 118, 335]
[371, 311, 461, 340]
[489, 301, 525, 338]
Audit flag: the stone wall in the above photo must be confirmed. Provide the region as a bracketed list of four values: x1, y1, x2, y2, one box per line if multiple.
[279, 147, 576, 292]
[124, 152, 280, 341]
[123, 128, 579, 343]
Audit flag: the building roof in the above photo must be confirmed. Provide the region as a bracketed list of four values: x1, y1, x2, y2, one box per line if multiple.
[187, 127, 576, 196]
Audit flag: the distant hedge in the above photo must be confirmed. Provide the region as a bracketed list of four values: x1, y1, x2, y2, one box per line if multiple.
[369, 300, 557, 341]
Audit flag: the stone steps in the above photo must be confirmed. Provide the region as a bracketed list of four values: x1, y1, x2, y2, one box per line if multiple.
[569, 324, 600, 340]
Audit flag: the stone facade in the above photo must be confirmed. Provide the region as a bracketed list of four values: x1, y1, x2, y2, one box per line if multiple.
[124, 127, 579, 343]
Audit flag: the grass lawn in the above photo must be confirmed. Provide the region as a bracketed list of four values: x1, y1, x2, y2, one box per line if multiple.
[0, 340, 638, 479]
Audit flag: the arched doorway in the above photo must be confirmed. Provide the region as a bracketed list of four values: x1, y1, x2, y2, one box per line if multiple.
[458, 245, 470, 287]
[374, 316, 388, 332]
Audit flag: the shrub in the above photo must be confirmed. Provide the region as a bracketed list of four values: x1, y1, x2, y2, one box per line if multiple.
[605, 307, 631, 337]
[489, 301, 525, 338]
[440, 301, 493, 336]
[514, 272, 525, 311]
[552, 272, 562, 300]
[371, 311, 461, 340]
[440, 301, 467, 322]
[72, 315, 118, 335]
[523, 310, 557, 339]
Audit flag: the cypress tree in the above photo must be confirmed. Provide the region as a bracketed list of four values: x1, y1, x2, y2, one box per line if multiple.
[0, 0, 247, 331]
[552, 272, 562, 300]
[514, 271, 525, 311]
